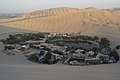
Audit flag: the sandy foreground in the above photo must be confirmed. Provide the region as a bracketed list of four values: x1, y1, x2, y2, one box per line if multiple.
[0, 26, 120, 80]
[0, 43, 120, 80]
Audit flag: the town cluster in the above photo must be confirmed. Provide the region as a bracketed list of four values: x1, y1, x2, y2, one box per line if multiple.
[1, 32, 119, 66]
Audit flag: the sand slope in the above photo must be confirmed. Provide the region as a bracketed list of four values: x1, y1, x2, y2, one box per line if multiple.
[0, 26, 36, 40]
[0, 42, 120, 80]
[0, 41, 120, 80]
[0, 7, 120, 46]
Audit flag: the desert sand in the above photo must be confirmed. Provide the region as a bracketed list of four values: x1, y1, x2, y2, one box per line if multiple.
[0, 7, 120, 47]
[0, 41, 120, 80]
[0, 26, 36, 40]
[0, 8, 120, 80]
[0, 26, 120, 80]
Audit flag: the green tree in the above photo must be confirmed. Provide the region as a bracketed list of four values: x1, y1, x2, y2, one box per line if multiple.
[99, 38, 110, 49]
[28, 54, 38, 62]
[110, 49, 119, 62]
[9, 35, 15, 40]
[115, 45, 120, 50]
[93, 36, 99, 41]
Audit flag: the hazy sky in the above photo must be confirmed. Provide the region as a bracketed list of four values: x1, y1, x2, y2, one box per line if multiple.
[0, 0, 120, 13]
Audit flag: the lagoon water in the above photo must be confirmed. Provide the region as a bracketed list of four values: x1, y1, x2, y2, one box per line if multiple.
[64, 42, 97, 50]
[0, 26, 120, 80]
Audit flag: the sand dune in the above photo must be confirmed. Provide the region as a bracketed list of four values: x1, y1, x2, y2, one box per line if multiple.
[0, 8, 120, 80]
[0, 7, 120, 46]
[0, 26, 36, 40]
[0, 42, 120, 80]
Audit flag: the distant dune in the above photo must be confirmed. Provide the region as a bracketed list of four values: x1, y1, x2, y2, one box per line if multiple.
[0, 26, 35, 40]
[0, 13, 23, 19]
[0, 7, 120, 47]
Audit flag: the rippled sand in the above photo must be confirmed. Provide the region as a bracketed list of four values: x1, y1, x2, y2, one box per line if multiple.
[0, 7, 120, 47]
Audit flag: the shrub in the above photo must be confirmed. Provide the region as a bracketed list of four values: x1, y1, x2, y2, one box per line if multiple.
[28, 54, 38, 62]
[99, 38, 110, 49]
[115, 45, 120, 50]
[110, 50, 119, 62]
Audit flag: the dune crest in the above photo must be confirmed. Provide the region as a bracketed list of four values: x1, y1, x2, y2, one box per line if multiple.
[0, 7, 120, 46]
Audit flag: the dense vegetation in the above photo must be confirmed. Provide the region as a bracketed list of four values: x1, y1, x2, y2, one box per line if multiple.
[1, 32, 119, 65]
[1, 32, 48, 44]
[28, 51, 59, 64]
[46, 35, 99, 43]
[46, 35, 100, 50]
[28, 54, 38, 62]
[0, 32, 112, 52]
